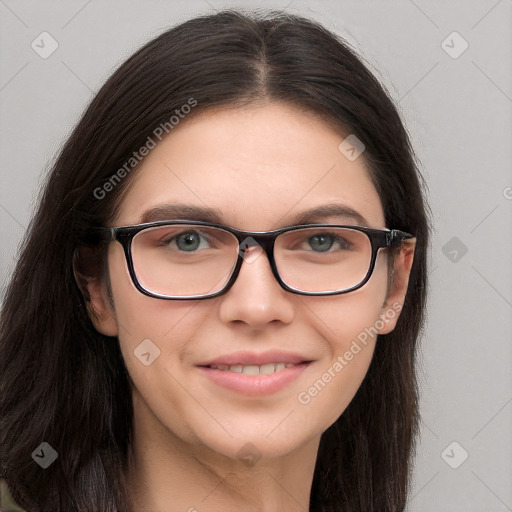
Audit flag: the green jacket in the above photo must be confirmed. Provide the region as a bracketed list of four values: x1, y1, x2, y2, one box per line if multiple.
[0, 478, 27, 512]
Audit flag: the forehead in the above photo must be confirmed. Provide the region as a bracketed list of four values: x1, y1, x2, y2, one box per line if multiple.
[113, 103, 385, 229]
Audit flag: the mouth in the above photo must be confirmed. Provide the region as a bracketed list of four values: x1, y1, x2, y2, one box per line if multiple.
[198, 350, 311, 368]
[205, 362, 305, 375]
[196, 351, 313, 396]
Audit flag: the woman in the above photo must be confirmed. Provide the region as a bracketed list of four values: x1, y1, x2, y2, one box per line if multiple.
[0, 9, 429, 512]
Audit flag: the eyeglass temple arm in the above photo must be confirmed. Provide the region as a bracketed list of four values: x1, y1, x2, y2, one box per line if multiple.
[83, 227, 116, 244]
[388, 229, 415, 245]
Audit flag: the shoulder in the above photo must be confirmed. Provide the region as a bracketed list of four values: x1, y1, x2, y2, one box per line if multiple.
[1, 477, 28, 512]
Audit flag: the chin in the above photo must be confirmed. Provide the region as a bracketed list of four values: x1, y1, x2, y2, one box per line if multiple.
[189, 422, 318, 466]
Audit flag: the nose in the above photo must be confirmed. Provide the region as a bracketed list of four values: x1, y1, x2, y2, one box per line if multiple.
[217, 244, 295, 329]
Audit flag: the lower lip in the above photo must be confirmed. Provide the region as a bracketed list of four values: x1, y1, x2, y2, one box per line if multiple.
[197, 363, 311, 396]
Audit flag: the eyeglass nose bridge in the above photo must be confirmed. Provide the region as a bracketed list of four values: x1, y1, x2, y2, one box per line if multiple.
[237, 233, 274, 259]
[222, 231, 289, 295]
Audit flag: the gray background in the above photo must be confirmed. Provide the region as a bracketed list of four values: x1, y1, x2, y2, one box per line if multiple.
[1, 1, 511, 510]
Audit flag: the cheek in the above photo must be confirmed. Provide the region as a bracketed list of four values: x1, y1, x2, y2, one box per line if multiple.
[107, 246, 218, 442]
[107, 242, 208, 334]
[106, 244, 202, 374]
[307, 251, 390, 344]
[296, 255, 390, 425]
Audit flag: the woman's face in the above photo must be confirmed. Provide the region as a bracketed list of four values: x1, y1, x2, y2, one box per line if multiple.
[88, 103, 413, 464]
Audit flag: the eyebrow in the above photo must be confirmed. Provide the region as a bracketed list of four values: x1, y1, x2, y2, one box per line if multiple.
[139, 203, 369, 227]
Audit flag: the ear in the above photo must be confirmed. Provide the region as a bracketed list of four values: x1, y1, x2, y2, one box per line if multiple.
[378, 238, 416, 335]
[73, 246, 118, 337]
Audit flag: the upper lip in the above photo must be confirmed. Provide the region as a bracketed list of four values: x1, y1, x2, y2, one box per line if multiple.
[198, 350, 313, 367]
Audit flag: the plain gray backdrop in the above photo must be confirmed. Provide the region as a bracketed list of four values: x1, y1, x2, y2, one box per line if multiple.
[1, 1, 511, 511]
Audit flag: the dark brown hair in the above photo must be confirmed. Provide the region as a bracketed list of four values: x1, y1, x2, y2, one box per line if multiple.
[0, 9, 429, 511]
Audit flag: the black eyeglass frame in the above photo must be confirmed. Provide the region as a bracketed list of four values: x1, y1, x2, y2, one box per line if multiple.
[89, 220, 414, 300]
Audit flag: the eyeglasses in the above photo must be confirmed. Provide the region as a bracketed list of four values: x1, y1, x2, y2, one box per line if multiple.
[90, 220, 414, 300]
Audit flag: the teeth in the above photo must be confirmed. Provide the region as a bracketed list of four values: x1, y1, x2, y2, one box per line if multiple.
[259, 363, 276, 375]
[242, 365, 260, 375]
[209, 362, 296, 375]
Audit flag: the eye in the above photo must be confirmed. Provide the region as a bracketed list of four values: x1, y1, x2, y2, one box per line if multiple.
[167, 231, 209, 252]
[307, 233, 350, 252]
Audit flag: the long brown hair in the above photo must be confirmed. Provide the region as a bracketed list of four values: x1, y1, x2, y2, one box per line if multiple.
[0, 9, 429, 511]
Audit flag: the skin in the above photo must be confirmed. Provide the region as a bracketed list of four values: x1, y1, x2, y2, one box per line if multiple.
[82, 103, 415, 512]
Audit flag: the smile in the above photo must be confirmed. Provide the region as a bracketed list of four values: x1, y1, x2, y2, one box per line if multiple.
[197, 361, 312, 397]
[207, 362, 297, 375]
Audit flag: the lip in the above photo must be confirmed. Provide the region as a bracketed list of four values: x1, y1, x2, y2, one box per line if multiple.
[198, 364, 311, 396]
[196, 350, 313, 396]
[198, 350, 310, 367]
